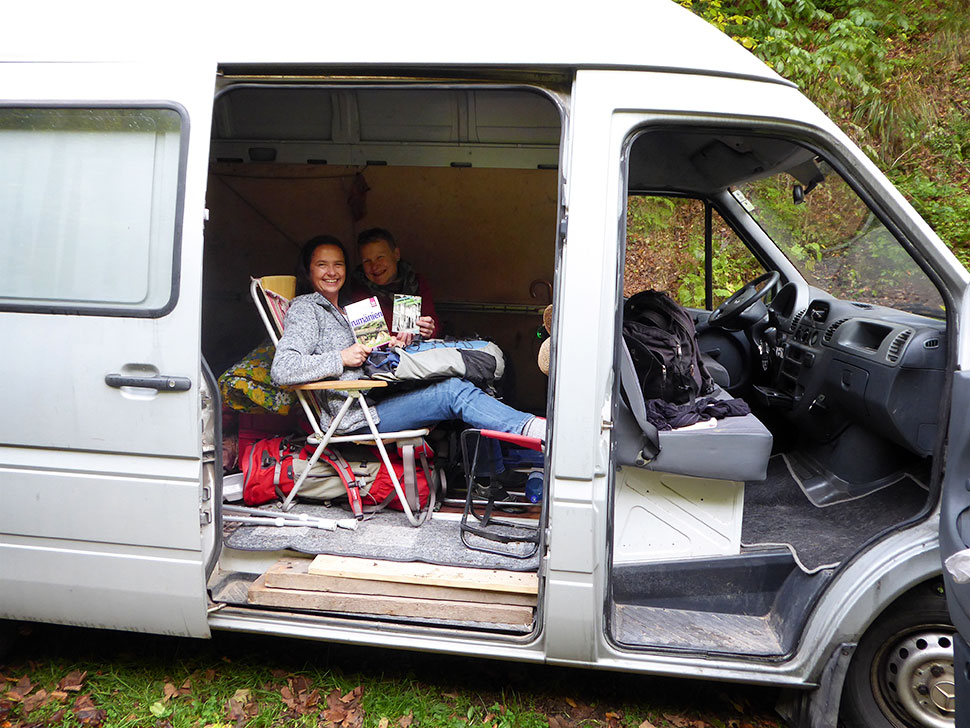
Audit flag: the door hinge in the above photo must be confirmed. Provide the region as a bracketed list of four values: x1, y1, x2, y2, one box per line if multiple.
[200, 509, 212, 526]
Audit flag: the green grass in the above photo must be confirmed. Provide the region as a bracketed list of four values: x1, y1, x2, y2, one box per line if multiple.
[1, 624, 784, 728]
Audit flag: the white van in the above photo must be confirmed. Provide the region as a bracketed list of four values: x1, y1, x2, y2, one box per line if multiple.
[3, 3, 970, 727]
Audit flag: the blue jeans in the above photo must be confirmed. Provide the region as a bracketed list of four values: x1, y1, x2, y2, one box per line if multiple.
[351, 378, 533, 435]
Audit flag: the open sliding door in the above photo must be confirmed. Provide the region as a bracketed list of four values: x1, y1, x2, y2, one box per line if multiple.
[0, 61, 216, 636]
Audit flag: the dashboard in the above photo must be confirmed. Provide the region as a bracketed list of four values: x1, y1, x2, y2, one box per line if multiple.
[763, 287, 946, 457]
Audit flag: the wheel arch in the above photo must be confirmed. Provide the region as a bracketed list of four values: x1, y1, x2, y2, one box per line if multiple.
[782, 528, 944, 727]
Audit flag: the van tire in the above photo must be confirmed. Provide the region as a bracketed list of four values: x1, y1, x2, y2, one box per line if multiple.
[840, 583, 955, 728]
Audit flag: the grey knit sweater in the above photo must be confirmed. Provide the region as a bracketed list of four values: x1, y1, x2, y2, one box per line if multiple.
[270, 292, 378, 433]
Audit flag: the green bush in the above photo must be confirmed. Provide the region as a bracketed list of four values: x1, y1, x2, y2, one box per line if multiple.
[681, 0, 970, 271]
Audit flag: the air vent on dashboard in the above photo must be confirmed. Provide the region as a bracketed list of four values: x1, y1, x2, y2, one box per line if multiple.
[790, 309, 806, 332]
[823, 318, 849, 343]
[887, 330, 913, 363]
[850, 302, 874, 309]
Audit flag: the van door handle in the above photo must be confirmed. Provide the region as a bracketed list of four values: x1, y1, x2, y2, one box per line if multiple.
[105, 373, 192, 392]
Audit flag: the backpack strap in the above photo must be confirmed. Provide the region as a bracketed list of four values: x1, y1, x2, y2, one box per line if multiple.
[320, 448, 365, 519]
[360, 443, 437, 523]
[401, 444, 419, 512]
[619, 338, 661, 460]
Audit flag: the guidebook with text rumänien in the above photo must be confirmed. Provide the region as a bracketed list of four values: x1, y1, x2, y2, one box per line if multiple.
[345, 296, 392, 347]
[392, 294, 422, 334]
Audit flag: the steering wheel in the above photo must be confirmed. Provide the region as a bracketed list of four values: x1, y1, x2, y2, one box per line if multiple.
[707, 271, 781, 329]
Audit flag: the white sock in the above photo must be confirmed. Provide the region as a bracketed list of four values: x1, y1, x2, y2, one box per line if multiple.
[522, 416, 546, 440]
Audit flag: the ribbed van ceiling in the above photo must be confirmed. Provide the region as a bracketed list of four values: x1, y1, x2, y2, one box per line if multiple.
[212, 87, 560, 153]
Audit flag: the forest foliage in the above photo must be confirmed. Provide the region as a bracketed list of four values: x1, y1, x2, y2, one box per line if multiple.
[677, 0, 970, 266]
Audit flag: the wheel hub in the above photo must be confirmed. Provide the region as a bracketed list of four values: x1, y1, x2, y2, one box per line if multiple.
[880, 630, 955, 728]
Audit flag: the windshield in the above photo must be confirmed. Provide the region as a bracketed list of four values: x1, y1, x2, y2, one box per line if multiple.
[734, 164, 944, 318]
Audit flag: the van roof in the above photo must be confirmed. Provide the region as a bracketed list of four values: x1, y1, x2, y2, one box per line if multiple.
[7, 0, 787, 86]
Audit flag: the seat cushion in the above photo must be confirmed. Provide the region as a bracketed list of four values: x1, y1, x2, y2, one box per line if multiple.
[615, 389, 773, 482]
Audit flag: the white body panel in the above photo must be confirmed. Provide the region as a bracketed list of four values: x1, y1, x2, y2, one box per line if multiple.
[3, 1, 782, 86]
[0, 61, 216, 636]
[613, 469, 745, 563]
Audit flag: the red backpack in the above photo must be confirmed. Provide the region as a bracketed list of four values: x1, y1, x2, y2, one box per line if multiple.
[241, 437, 358, 508]
[240, 436, 433, 515]
[362, 443, 433, 512]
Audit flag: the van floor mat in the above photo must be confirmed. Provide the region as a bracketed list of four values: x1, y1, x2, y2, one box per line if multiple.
[741, 456, 927, 573]
[611, 603, 784, 656]
[223, 508, 540, 571]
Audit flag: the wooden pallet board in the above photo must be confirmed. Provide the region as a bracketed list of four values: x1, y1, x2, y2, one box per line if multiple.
[266, 558, 537, 606]
[248, 573, 534, 625]
[307, 554, 539, 595]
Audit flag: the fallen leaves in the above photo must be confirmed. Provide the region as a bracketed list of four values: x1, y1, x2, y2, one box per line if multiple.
[4, 673, 95, 724]
[58, 670, 87, 692]
[0, 644, 786, 728]
[375, 715, 410, 728]
[224, 676, 371, 727]
[665, 714, 693, 728]
[22, 689, 48, 713]
[4, 676, 31, 702]
[225, 685, 258, 728]
[280, 675, 322, 718]
[73, 694, 107, 726]
[657, 714, 715, 728]
[321, 685, 364, 727]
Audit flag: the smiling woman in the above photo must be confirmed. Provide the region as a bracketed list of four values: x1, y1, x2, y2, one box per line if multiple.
[270, 235, 544, 440]
[305, 235, 347, 305]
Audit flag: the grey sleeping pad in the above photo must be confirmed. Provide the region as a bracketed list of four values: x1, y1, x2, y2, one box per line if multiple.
[373, 339, 505, 385]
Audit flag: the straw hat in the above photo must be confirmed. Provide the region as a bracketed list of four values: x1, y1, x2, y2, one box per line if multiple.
[537, 305, 552, 375]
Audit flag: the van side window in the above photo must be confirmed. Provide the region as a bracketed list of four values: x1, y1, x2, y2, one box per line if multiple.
[625, 195, 763, 309]
[0, 107, 182, 313]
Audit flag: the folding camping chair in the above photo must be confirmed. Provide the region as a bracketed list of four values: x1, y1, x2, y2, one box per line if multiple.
[459, 428, 544, 559]
[250, 275, 435, 526]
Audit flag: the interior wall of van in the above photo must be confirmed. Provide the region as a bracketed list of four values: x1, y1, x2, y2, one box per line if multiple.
[203, 164, 557, 411]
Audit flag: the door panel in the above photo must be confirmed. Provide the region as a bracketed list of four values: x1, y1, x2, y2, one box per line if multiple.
[941, 371, 970, 637]
[0, 62, 216, 636]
